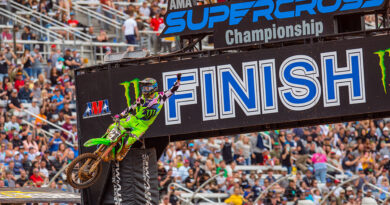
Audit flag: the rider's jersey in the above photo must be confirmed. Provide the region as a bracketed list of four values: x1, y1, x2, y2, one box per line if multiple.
[119, 80, 180, 126]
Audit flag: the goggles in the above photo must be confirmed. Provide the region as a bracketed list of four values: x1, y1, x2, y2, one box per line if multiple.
[142, 84, 156, 93]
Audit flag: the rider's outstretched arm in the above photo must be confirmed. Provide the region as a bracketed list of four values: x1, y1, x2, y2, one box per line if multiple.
[160, 73, 181, 103]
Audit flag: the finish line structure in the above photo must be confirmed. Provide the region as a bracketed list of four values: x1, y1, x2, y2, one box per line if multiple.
[74, 0, 390, 203]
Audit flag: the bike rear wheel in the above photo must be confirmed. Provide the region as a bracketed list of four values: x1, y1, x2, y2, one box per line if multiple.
[66, 153, 102, 189]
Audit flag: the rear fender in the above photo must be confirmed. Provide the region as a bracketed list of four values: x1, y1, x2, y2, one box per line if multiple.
[84, 138, 111, 147]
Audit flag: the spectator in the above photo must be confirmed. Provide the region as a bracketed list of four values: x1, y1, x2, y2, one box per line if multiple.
[328, 151, 343, 176]
[14, 72, 25, 91]
[136, 16, 146, 32]
[221, 136, 234, 164]
[18, 83, 33, 103]
[284, 178, 299, 201]
[95, 30, 109, 58]
[67, 12, 79, 27]
[250, 132, 264, 165]
[49, 130, 64, 152]
[5, 115, 19, 132]
[21, 49, 34, 77]
[1, 29, 12, 41]
[51, 88, 64, 112]
[378, 177, 390, 200]
[30, 45, 43, 79]
[123, 11, 139, 52]
[63, 48, 78, 70]
[150, 12, 163, 53]
[294, 133, 308, 172]
[71, 49, 83, 70]
[0, 51, 10, 81]
[61, 115, 72, 142]
[7, 89, 23, 112]
[21, 26, 35, 50]
[177, 159, 190, 182]
[23, 133, 38, 153]
[27, 99, 40, 121]
[31, 81, 42, 101]
[281, 143, 292, 173]
[48, 45, 61, 76]
[15, 169, 28, 187]
[312, 150, 328, 183]
[4, 169, 16, 187]
[30, 168, 43, 187]
[224, 187, 246, 205]
[139, 2, 151, 17]
[235, 136, 251, 165]
[159, 195, 171, 205]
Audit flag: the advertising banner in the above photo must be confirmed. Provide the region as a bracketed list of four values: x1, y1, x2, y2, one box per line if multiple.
[111, 148, 159, 205]
[160, 0, 386, 48]
[76, 35, 390, 142]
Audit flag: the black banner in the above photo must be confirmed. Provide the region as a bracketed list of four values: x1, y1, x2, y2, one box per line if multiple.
[76, 35, 390, 143]
[110, 148, 159, 205]
[160, 0, 386, 48]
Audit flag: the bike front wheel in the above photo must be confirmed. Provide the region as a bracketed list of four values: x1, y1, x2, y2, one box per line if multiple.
[66, 153, 102, 189]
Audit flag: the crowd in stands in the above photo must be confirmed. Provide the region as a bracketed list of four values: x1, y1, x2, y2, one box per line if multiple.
[0, 0, 175, 54]
[158, 119, 390, 205]
[0, 0, 383, 57]
[0, 39, 78, 192]
[0, 1, 389, 205]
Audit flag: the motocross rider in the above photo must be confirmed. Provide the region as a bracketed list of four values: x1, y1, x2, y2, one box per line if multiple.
[114, 73, 181, 161]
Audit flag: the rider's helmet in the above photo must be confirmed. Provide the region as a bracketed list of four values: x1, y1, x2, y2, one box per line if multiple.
[140, 78, 158, 98]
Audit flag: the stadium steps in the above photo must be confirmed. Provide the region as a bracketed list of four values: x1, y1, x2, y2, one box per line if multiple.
[72, 4, 119, 37]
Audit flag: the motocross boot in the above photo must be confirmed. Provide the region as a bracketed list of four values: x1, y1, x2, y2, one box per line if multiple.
[116, 134, 138, 161]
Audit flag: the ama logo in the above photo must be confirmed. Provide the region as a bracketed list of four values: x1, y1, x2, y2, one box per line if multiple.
[374, 48, 390, 94]
[83, 99, 111, 119]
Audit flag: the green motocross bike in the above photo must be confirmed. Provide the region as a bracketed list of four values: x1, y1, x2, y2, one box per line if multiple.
[66, 117, 130, 189]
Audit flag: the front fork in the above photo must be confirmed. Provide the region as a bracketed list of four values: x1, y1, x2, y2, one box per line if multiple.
[82, 135, 125, 176]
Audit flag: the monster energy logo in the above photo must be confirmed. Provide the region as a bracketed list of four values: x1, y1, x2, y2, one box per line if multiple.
[144, 109, 157, 120]
[121, 78, 140, 109]
[374, 48, 390, 94]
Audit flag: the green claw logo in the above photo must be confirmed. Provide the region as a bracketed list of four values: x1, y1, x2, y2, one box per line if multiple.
[144, 109, 157, 120]
[374, 49, 390, 94]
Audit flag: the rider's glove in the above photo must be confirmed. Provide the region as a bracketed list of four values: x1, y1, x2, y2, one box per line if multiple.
[114, 114, 120, 119]
[177, 73, 182, 81]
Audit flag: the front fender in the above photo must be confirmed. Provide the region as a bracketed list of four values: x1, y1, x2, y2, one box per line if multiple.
[84, 138, 111, 147]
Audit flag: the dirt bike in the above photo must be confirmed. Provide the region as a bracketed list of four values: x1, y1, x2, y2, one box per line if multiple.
[66, 117, 129, 189]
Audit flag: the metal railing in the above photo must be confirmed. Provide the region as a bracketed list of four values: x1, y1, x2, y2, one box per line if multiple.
[254, 173, 293, 204]
[9, 0, 92, 41]
[22, 119, 53, 138]
[113, 1, 167, 8]
[22, 108, 76, 146]
[2, 39, 132, 65]
[0, 7, 63, 41]
[74, 1, 128, 22]
[362, 182, 390, 203]
[71, 2, 122, 40]
[168, 182, 219, 205]
[189, 172, 225, 203]
[72, 2, 121, 27]
[101, 4, 127, 21]
[21, 119, 78, 149]
[320, 176, 359, 204]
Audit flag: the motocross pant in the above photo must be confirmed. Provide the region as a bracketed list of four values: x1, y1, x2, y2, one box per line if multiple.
[119, 115, 148, 146]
